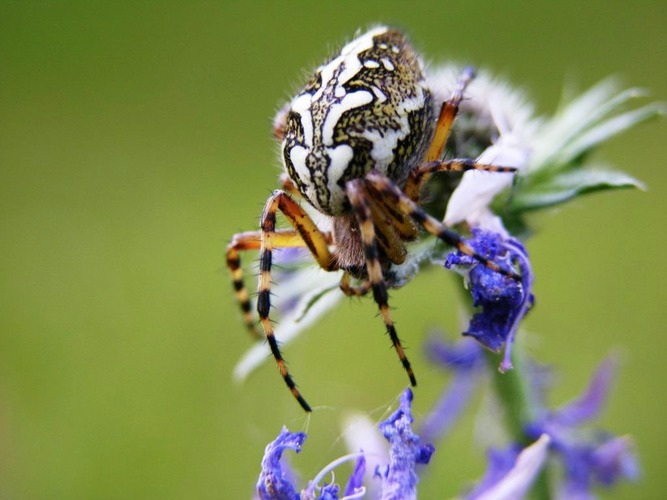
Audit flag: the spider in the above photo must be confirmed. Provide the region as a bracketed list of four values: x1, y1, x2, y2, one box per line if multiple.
[226, 26, 518, 412]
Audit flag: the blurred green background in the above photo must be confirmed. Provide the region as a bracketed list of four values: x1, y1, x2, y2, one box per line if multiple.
[1, 1, 665, 498]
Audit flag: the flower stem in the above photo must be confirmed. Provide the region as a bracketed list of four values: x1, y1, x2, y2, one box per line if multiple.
[483, 347, 534, 443]
[483, 347, 552, 500]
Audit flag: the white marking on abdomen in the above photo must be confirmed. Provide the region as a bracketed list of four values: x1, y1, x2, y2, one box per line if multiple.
[290, 93, 314, 147]
[321, 90, 373, 146]
[324, 143, 355, 211]
[380, 57, 395, 71]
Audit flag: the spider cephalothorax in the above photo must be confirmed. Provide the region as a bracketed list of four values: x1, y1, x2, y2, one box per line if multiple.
[227, 26, 518, 411]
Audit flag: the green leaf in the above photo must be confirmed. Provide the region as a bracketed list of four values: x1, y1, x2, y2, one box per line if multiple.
[558, 102, 666, 167]
[509, 169, 645, 212]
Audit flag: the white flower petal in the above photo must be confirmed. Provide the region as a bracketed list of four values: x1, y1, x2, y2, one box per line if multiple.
[444, 169, 514, 232]
[341, 412, 390, 499]
[427, 65, 535, 229]
[443, 138, 527, 231]
[474, 434, 551, 500]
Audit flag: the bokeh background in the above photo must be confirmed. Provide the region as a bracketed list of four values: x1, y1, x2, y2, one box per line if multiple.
[1, 1, 665, 498]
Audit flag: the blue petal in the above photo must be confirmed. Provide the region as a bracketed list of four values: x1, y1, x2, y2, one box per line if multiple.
[445, 229, 534, 369]
[419, 373, 478, 446]
[424, 336, 484, 372]
[343, 455, 366, 497]
[376, 388, 435, 499]
[420, 338, 484, 445]
[465, 436, 551, 500]
[555, 357, 616, 426]
[523, 357, 641, 496]
[466, 446, 521, 498]
[273, 247, 313, 267]
[256, 427, 305, 500]
[317, 482, 339, 499]
[592, 436, 640, 485]
[549, 432, 640, 495]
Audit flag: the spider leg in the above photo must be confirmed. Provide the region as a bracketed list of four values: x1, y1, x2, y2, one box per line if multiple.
[404, 67, 515, 200]
[279, 173, 302, 198]
[405, 159, 516, 201]
[347, 179, 417, 387]
[365, 188, 411, 264]
[226, 229, 313, 340]
[258, 190, 336, 412]
[373, 194, 418, 240]
[366, 171, 521, 281]
[424, 66, 476, 163]
[340, 271, 371, 297]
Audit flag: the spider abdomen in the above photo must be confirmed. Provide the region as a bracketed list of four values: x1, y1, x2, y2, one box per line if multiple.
[281, 26, 434, 216]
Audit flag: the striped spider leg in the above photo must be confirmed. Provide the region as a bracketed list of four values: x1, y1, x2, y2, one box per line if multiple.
[226, 228, 324, 340]
[226, 192, 335, 412]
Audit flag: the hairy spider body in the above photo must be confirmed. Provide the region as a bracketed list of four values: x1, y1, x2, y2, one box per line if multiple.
[283, 27, 434, 216]
[227, 26, 517, 411]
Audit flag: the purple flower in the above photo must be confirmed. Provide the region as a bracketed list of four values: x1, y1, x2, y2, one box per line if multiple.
[343, 455, 366, 497]
[424, 335, 485, 372]
[315, 483, 339, 500]
[256, 426, 366, 499]
[302, 452, 366, 500]
[465, 435, 550, 500]
[524, 357, 640, 497]
[419, 337, 484, 445]
[445, 229, 534, 371]
[468, 445, 524, 498]
[255, 390, 433, 499]
[256, 427, 305, 500]
[375, 388, 435, 500]
[421, 332, 638, 498]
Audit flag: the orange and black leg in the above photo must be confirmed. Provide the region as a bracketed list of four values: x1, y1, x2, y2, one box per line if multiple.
[366, 171, 520, 281]
[405, 159, 516, 201]
[226, 229, 309, 340]
[339, 271, 371, 297]
[404, 67, 516, 201]
[256, 190, 335, 412]
[425, 66, 476, 163]
[346, 179, 417, 387]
